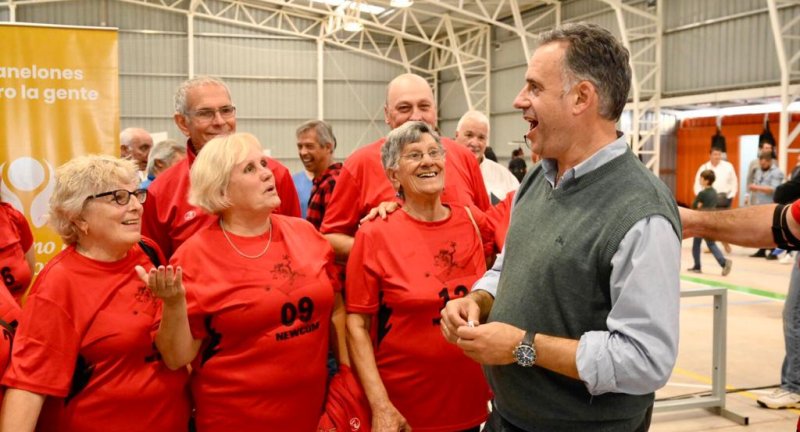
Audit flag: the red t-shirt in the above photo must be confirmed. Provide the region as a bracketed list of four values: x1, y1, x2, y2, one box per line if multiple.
[345, 205, 492, 432]
[142, 139, 301, 260]
[2, 239, 190, 432]
[0, 202, 34, 303]
[169, 215, 338, 432]
[486, 190, 516, 252]
[320, 137, 491, 237]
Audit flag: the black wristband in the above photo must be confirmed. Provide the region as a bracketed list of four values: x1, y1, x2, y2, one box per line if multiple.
[773, 204, 800, 250]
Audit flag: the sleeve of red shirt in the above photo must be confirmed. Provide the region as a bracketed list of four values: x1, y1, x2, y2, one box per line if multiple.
[320, 164, 363, 236]
[167, 254, 209, 342]
[141, 187, 174, 260]
[486, 191, 514, 252]
[344, 227, 380, 314]
[269, 159, 302, 218]
[3, 295, 80, 397]
[9, 208, 33, 251]
[468, 205, 496, 259]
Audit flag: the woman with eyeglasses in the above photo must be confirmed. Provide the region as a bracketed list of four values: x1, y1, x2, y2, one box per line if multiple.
[140, 133, 344, 431]
[346, 121, 493, 432]
[0, 155, 190, 432]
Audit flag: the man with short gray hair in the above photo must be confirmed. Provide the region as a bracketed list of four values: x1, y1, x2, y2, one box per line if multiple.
[296, 120, 341, 230]
[140, 139, 186, 189]
[142, 76, 300, 259]
[455, 110, 519, 204]
[441, 23, 681, 432]
[120, 127, 153, 181]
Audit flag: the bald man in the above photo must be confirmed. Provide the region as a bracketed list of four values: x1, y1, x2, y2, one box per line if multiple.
[320, 73, 490, 261]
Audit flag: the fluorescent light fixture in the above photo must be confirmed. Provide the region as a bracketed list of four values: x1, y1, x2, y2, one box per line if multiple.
[343, 20, 364, 32]
[675, 101, 800, 120]
[390, 0, 413, 7]
[349, 2, 385, 14]
[312, 0, 346, 6]
[322, 0, 386, 15]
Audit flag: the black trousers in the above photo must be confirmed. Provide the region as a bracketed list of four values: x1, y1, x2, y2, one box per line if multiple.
[482, 404, 654, 432]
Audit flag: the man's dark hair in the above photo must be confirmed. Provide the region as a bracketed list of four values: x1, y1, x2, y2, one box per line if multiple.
[539, 23, 631, 121]
[700, 169, 716, 185]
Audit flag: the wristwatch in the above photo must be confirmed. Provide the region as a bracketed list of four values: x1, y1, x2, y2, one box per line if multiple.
[513, 331, 536, 367]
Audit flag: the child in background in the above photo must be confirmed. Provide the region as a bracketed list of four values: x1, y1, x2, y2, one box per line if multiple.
[688, 169, 733, 276]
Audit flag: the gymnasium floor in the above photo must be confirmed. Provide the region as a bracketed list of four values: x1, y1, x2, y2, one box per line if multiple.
[650, 240, 798, 431]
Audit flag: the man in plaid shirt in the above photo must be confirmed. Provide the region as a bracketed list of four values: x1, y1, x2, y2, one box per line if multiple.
[297, 120, 342, 230]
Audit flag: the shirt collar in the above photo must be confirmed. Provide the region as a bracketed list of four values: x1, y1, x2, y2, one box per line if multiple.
[542, 132, 627, 188]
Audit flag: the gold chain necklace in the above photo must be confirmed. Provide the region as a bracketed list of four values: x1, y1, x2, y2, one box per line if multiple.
[219, 218, 272, 259]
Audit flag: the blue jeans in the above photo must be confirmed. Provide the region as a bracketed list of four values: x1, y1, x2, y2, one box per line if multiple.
[691, 237, 726, 269]
[782, 253, 800, 393]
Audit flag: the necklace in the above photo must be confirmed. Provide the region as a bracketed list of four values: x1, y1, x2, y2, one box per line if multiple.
[219, 218, 272, 259]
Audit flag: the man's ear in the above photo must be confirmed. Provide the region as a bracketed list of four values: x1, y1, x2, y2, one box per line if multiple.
[174, 112, 191, 137]
[384, 104, 391, 126]
[572, 81, 595, 115]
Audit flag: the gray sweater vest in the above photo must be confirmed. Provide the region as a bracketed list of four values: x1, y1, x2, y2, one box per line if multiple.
[486, 149, 680, 431]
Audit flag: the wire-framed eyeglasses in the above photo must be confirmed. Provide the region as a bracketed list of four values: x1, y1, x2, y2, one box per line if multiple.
[188, 105, 236, 122]
[401, 148, 445, 163]
[86, 189, 147, 205]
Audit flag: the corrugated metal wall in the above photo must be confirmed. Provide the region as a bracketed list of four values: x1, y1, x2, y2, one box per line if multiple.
[1, 0, 406, 173]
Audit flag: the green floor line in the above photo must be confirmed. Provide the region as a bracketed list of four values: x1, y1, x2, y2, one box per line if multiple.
[680, 275, 787, 301]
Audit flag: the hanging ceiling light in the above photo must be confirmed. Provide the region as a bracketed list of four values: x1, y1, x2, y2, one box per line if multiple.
[343, 20, 364, 32]
[390, 0, 413, 7]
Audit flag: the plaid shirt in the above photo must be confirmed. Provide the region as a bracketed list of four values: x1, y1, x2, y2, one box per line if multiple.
[306, 162, 343, 230]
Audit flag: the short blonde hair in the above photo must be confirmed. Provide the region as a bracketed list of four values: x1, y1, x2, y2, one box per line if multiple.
[49, 155, 138, 244]
[190, 132, 261, 214]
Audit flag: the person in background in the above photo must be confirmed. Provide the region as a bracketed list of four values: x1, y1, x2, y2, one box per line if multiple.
[508, 148, 527, 183]
[0, 188, 35, 304]
[347, 121, 491, 432]
[693, 145, 737, 253]
[143, 133, 345, 431]
[455, 110, 519, 205]
[320, 73, 489, 264]
[748, 151, 785, 258]
[120, 127, 153, 182]
[686, 169, 732, 276]
[140, 139, 187, 190]
[296, 120, 342, 230]
[142, 76, 300, 260]
[1, 155, 190, 432]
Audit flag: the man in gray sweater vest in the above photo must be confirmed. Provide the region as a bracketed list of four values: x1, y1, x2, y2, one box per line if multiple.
[441, 23, 681, 432]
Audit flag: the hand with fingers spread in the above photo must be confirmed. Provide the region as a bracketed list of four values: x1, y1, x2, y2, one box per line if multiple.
[135, 265, 184, 306]
[359, 200, 401, 225]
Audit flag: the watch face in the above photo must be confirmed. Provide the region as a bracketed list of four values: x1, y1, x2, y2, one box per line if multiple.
[515, 344, 535, 367]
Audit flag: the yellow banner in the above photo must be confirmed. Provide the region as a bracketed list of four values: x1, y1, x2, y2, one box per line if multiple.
[0, 23, 119, 273]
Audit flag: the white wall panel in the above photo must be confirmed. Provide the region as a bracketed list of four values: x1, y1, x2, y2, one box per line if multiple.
[194, 36, 317, 78]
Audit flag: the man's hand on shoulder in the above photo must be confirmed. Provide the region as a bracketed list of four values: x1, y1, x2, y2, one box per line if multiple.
[360, 201, 401, 224]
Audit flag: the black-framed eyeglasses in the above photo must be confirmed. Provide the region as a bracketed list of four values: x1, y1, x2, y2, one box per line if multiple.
[86, 189, 147, 205]
[188, 105, 236, 122]
[523, 135, 531, 150]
